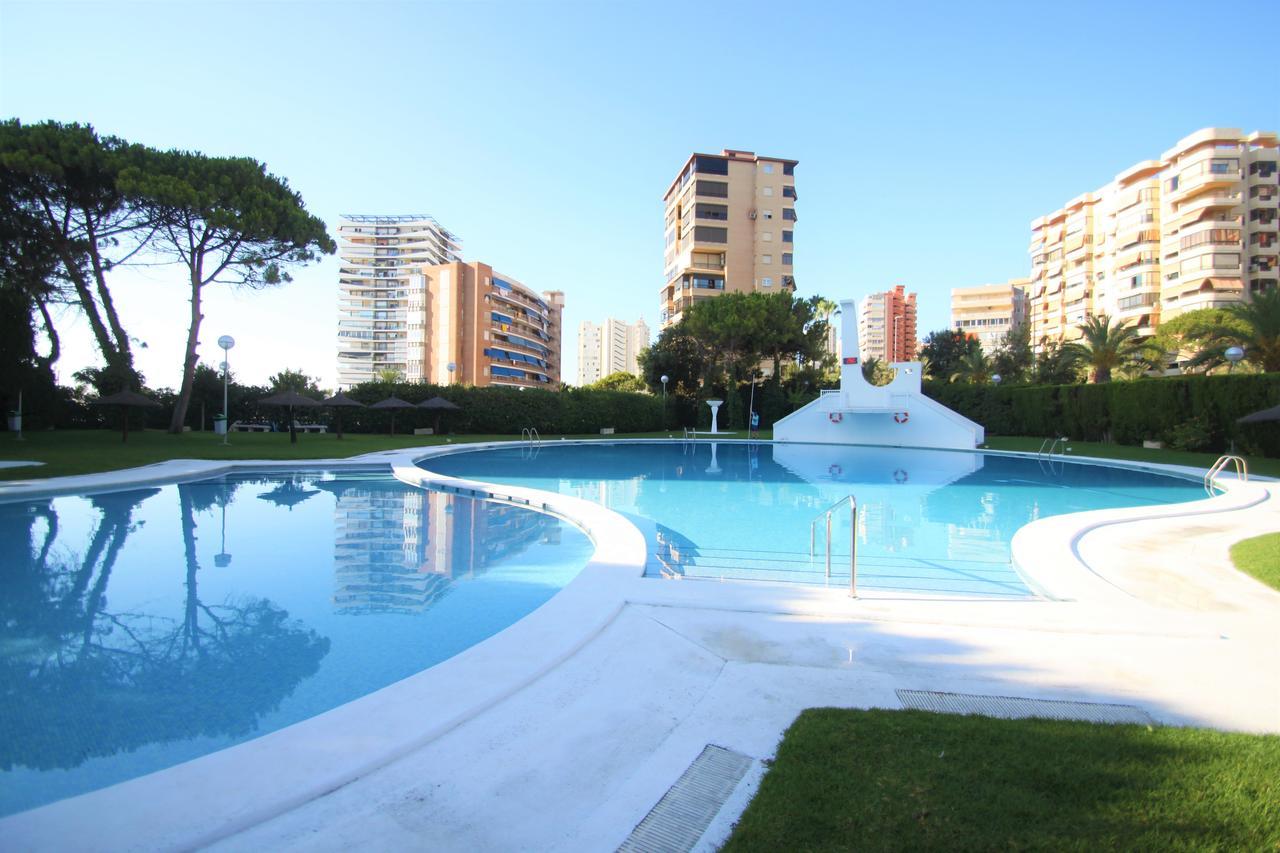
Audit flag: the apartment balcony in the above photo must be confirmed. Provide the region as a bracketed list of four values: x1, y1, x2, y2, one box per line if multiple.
[1248, 216, 1279, 233]
[1168, 170, 1240, 201]
[1178, 192, 1243, 220]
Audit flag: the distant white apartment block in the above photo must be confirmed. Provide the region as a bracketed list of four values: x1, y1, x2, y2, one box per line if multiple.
[576, 317, 651, 385]
[950, 278, 1029, 351]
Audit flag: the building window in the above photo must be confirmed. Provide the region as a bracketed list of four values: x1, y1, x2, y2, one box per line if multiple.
[693, 225, 728, 243]
[782, 208, 797, 221]
[694, 155, 729, 176]
[761, 209, 773, 219]
[782, 186, 796, 199]
[761, 186, 774, 197]
[782, 230, 793, 243]
[761, 231, 773, 242]
[695, 203, 729, 220]
[696, 179, 729, 197]
[760, 277, 773, 287]
[783, 163, 795, 175]
[782, 253, 793, 265]
[762, 163, 774, 174]
[761, 254, 772, 264]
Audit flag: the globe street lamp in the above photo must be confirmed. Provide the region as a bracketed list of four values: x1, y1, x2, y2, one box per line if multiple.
[1224, 346, 1244, 373]
[992, 374, 1002, 386]
[660, 374, 669, 429]
[217, 335, 235, 445]
[447, 362, 456, 384]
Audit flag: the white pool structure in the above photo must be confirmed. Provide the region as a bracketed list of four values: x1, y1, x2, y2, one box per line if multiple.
[0, 439, 1277, 852]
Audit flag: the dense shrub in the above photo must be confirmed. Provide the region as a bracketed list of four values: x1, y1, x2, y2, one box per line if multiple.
[924, 373, 1280, 457]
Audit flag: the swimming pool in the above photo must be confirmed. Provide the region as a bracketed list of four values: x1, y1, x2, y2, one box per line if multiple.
[0, 470, 592, 817]
[423, 442, 1210, 597]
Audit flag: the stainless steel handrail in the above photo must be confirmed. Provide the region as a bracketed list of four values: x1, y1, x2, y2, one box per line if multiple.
[808, 494, 858, 598]
[1204, 454, 1248, 491]
[521, 427, 541, 443]
[1037, 436, 1068, 458]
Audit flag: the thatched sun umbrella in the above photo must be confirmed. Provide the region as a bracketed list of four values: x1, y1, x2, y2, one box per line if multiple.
[258, 390, 321, 445]
[90, 389, 162, 443]
[1237, 404, 1280, 425]
[322, 392, 366, 440]
[418, 395, 461, 436]
[370, 396, 416, 436]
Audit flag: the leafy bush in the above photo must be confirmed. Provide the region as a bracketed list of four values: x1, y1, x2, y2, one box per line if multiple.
[1163, 417, 1213, 452]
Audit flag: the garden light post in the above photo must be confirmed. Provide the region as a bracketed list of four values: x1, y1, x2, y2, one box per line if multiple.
[1225, 346, 1244, 374]
[992, 374, 1002, 386]
[660, 374, 669, 429]
[447, 362, 456, 384]
[217, 335, 235, 446]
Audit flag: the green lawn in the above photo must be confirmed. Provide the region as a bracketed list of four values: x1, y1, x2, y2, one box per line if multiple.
[725, 708, 1280, 852]
[1230, 533, 1280, 592]
[0, 428, 764, 480]
[981, 436, 1280, 479]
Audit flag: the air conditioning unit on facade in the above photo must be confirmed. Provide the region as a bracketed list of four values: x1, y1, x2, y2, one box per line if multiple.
[748, 210, 757, 219]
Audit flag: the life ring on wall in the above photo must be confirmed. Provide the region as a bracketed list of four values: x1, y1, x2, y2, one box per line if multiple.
[893, 411, 910, 424]
[829, 464, 843, 477]
[893, 468, 908, 484]
[828, 412, 843, 424]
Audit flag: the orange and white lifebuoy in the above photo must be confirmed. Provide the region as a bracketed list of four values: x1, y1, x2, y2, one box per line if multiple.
[828, 412, 843, 424]
[893, 468, 908, 484]
[829, 464, 843, 477]
[893, 411, 909, 424]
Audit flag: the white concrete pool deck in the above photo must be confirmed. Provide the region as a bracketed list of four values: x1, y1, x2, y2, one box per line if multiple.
[1, 441, 1277, 852]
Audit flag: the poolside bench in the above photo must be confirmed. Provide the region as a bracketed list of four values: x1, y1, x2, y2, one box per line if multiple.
[293, 422, 328, 434]
[231, 421, 272, 432]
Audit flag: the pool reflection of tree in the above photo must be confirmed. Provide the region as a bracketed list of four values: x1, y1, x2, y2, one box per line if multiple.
[0, 486, 330, 773]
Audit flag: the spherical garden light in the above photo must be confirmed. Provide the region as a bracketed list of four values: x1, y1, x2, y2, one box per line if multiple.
[217, 335, 235, 445]
[992, 374, 1002, 385]
[1225, 346, 1245, 373]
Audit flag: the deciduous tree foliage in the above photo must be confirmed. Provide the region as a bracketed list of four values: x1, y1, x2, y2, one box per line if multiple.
[119, 151, 335, 433]
[919, 329, 978, 380]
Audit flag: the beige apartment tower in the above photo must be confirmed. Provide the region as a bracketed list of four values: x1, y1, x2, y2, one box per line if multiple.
[661, 149, 797, 328]
[1027, 128, 1277, 350]
[951, 279, 1030, 351]
[577, 317, 650, 385]
[337, 216, 563, 388]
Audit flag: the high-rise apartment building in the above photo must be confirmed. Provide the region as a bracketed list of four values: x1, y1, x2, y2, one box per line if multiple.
[858, 285, 918, 363]
[337, 215, 462, 386]
[660, 149, 798, 328]
[576, 317, 650, 385]
[950, 279, 1029, 351]
[1027, 128, 1278, 349]
[337, 216, 563, 388]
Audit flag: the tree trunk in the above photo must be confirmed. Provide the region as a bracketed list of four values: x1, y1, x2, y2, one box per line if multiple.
[56, 246, 121, 372]
[84, 217, 135, 369]
[169, 269, 204, 433]
[35, 296, 60, 370]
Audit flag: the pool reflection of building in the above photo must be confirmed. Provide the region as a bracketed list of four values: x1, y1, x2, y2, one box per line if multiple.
[332, 487, 554, 614]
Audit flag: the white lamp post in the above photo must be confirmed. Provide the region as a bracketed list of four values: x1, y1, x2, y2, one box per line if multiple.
[660, 374, 669, 429]
[992, 374, 1002, 386]
[447, 362, 456, 384]
[217, 335, 235, 445]
[1225, 346, 1244, 374]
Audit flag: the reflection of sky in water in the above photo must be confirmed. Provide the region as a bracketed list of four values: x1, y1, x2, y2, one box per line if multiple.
[426, 443, 1207, 595]
[0, 472, 592, 817]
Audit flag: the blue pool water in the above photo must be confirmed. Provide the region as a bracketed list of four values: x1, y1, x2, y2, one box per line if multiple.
[0, 471, 592, 817]
[424, 442, 1209, 596]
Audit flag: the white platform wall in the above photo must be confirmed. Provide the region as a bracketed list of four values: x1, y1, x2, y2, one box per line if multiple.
[774, 299, 984, 450]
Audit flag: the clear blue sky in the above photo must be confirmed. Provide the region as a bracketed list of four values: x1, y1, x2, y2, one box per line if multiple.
[2, 0, 1276, 387]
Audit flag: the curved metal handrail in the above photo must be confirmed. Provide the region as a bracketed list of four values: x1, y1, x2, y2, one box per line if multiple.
[808, 494, 859, 598]
[1204, 455, 1248, 492]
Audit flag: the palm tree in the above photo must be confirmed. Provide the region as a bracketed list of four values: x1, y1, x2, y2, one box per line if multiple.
[949, 349, 993, 384]
[1063, 316, 1147, 383]
[1187, 287, 1280, 373]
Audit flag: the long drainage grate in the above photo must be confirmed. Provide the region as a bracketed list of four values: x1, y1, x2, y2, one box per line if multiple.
[618, 744, 753, 853]
[896, 689, 1154, 725]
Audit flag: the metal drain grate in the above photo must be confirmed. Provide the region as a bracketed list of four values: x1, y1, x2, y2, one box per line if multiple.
[896, 689, 1154, 724]
[618, 744, 753, 853]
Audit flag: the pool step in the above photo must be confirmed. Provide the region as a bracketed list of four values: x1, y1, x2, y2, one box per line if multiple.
[646, 547, 1031, 597]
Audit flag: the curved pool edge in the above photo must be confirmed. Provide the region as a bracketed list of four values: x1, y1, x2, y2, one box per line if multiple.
[0, 445, 649, 852]
[0, 440, 1271, 851]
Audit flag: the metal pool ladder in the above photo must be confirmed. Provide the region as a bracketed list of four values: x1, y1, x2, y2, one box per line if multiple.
[809, 494, 859, 598]
[521, 427, 540, 443]
[1037, 436, 1069, 458]
[1204, 454, 1248, 492]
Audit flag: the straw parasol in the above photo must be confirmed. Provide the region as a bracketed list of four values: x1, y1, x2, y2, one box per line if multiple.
[322, 392, 366, 440]
[258, 390, 321, 445]
[90, 389, 162, 443]
[369, 396, 416, 436]
[257, 480, 319, 510]
[1237, 404, 1280, 425]
[417, 395, 461, 435]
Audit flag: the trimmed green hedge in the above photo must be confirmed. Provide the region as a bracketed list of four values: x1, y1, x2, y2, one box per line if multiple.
[924, 373, 1280, 457]
[337, 383, 663, 435]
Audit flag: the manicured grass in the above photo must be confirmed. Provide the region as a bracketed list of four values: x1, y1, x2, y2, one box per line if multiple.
[981, 436, 1280, 479]
[0, 428, 767, 480]
[725, 708, 1280, 852]
[1230, 533, 1280, 592]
